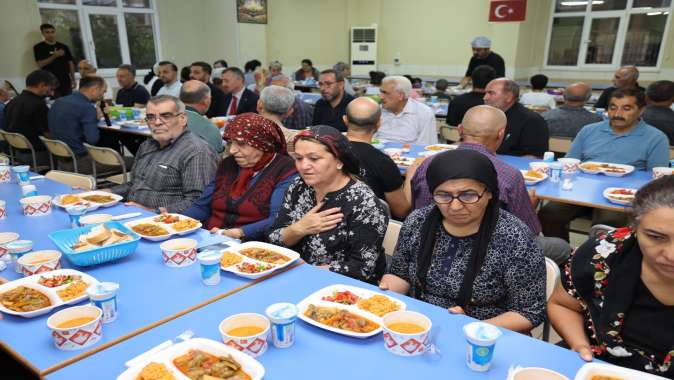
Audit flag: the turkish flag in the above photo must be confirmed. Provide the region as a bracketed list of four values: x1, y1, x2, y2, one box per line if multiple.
[489, 0, 527, 22]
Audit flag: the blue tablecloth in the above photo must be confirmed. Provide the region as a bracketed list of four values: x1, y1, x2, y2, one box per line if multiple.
[47, 264, 586, 380]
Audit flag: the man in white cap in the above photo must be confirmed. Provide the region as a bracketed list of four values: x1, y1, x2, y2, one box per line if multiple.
[459, 36, 505, 88]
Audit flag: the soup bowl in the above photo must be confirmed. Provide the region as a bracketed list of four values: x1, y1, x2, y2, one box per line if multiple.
[159, 238, 197, 268]
[218, 313, 270, 358]
[17, 250, 61, 276]
[382, 310, 432, 356]
[47, 305, 103, 351]
[19, 195, 52, 217]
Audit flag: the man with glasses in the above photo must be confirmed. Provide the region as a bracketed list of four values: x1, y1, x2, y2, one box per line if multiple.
[311, 69, 355, 132]
[107, 95, 218, 213]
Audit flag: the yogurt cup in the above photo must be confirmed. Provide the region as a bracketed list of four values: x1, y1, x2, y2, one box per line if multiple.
[47, 305, 103, 351]
[652, 166, 674, 180]
[17, 249, 61, 276]
[463, 321, 502, 372]
[197, 250, 223, 286]
[0, 165, 10, 183]
[12, 165, 30, 185]
[19, 195, 52, 217]
[265, 302, 298, 348]
[218, 313, 270, 358]
[0, 199, 5, 220]
[6, 239, 33, 273]
[160, 238, 198, 268]
[87, 282, 120, 323]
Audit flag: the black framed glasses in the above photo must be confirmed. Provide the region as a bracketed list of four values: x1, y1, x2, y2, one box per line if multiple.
[433, 189, 487, 205]
[145, 112, 183, 123]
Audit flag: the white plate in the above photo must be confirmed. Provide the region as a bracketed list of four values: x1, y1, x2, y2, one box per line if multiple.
[574, 362, 668, 380]
[296, 284, 407, 338]
[124, 214, 202, 241]
[53, 191, 123, 208]
[220, 241, 300, 279]
[117, 338, 265, 380]
[603, 187, 637, 206]
[520, 170, 548, 185]
[579, 162, 635, 177]
[424, 144, 457, 152]
[0, 269, 99, 318]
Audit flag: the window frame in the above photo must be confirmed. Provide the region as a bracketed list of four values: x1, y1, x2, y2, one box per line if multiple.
[543, 0, 673, 72]
[37, 0, 162, 75]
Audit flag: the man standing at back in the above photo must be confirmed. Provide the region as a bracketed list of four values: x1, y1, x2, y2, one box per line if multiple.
[459, 36, 505, 88]
[221, 67, 258, 116]
[33, 23, 75, 98]
[179, 80, 224, 154]
[542, 82, 602, 138]
[312, 69, 354, 132]
[190, 61, 227, 118]
[484, 78, 548, 157]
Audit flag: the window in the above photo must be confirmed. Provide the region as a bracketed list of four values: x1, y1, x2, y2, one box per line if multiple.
[37, 0, 159, 71]
[545, 0, 672, 68]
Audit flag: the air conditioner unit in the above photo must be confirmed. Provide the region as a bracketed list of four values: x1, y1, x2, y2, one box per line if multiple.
[350, 26, 377, 76]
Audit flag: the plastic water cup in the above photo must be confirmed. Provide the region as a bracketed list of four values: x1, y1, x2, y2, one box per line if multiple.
[430, 95, 438, 104]
[66, 204, 89, 228]
[543, 151, 555, 162]
[12, 165, 30, 185]
[463, 322, 502, 372]
[549, 162, 562, 183]
[197, 250, 223, 286]
[87, 282, 120, 323]
[21, 185, 37, 198]
[265, 303, 298, 348]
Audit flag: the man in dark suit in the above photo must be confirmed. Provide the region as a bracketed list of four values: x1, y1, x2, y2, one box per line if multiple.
[221, 67, 258, 115]
[190, 61, 227, 118]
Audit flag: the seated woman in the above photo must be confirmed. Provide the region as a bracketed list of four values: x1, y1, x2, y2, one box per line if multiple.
[268, 125, 388, 284]
[182, 113, 297, 241]
[548, 175, 674, 378]
[379, 149, 546, 333]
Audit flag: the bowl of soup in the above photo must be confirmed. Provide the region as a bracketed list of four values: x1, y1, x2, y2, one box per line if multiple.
[17, 250, 61, 277]
[159, 238, 198, 268]
[508, 367, 570, 380]
[47, 305, 103, 351]
[19, 195, 52, 217]
[382, 310, 432, 356]
[218, 313, 270, 358]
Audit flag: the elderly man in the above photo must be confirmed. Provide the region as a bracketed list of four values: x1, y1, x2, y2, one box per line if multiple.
[540, 89, 669, 241]
[108, 95, 218, 213]
[542, 82, 602, 138]
[270, 75, 313, 130]
[179, 80, 224, 154]
[344, 97, 410, 219]
[447, 65, 496, 126]
[406, 105, 571, 264]
[190, 61, 227, 118]
[643, 80, 674, 145]
[256, 85, 298, 151]
[77, 60, 97, 78]
[459, 36, 505, 88]
[222, 67, 258, 116]
[312, 69, 355, 132]
[33, 23, 75, 98]
[484, 78, 548, 157]
[333, 61, 355, 96]
[375, 76, 437, 145]
[115, 64, 149, 107]
[594, 66, 644, 109]
[156, 61, 182, 97]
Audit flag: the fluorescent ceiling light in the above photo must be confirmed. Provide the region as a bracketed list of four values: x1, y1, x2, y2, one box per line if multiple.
[647, 11, 663, 14]
[560, 1, 604, 6]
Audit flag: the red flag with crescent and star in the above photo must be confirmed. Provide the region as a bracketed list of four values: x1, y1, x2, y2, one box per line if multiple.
[489, 0, 527, 22]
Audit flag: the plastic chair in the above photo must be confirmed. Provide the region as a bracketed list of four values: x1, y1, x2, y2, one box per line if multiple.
[39, 136, 79, 173]
[1, 130, 39, 171]
[382, 220, 402, 272]
[0, 131, 12, 164]
[440, 125, 460, 143]
[45, 170, 96, 190]
[542, 257, 561, 342]
[549, 137, 573, 154]
[83, 143, 129, 185]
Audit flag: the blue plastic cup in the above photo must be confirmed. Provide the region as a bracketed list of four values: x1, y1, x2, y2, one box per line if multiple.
[12, 165, 30, 185]
[197, 250, 223, 286]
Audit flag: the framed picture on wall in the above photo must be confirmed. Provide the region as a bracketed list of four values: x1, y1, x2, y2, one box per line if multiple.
[237, 0, 268, 24]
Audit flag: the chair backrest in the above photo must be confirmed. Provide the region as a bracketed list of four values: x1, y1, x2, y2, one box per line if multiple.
[45, 170, 96, 190]
[39, 136, 76, 160]
[549, 137, 572, 153]
[669, 146, 674, 160]
[440, 125, 460, 143]
[382, 220, 402, 257]
[2, 131, 33, 150]
[544, 257, 560, 301]
[83, 143, 125, 168]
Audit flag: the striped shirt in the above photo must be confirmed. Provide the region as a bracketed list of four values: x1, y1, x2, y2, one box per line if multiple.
[111, 130, 218, 213]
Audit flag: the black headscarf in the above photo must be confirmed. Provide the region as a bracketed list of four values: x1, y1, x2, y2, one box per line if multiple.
[416, 149, 500, 307]
[293, 125, 360, 175]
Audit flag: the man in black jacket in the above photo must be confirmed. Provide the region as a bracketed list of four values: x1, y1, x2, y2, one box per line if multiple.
[190, 61, 227, 118]
[221, 67, 258, 116]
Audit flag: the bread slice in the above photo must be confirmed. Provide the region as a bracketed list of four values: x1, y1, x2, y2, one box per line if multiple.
[85, 225, 111, 245]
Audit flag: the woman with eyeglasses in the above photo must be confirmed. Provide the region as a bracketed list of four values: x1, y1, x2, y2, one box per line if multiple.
[268, 125, 388, 284]
[379, 149, 546, 333]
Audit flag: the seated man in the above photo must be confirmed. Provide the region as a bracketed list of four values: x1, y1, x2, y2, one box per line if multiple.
[312, 69, 355, 132]
[179, 80, 224, 154]
[542, 82, 602, 138]
[375, 76, 438, 145]
[431, 79, 450, 100]
[344, 97, 411, 219]
[519, 74, 556, 110]
[190, 61, 227, 117]
[484, 78, 549, 157]
[108, 95, 218, 213]
[256, 85, 298, 151]
[539, 89, 670, 241]
[221, 67, 258, 116]
[406, 105, 571, 264]
[115, 64, 149, 107]
[446, 65, 495, 126]
[642, 80, 674, 146]
[156, 61, 182, 97]
[272, 75, 313, 130]
[4, 70, 56, 166]
[594, 66, 644, 109]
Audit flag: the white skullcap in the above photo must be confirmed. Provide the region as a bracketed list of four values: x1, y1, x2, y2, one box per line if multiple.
[471, 36, 492, 48]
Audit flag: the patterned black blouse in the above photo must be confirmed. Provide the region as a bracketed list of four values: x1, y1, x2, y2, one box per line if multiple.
[389, 205, 546, 326]
[268, 177, 388, 284]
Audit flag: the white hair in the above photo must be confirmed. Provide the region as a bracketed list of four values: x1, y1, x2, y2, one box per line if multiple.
[260, 85, 295, 115]
[382, 75, 412, 98]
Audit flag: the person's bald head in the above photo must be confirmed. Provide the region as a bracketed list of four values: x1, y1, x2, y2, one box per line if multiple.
[563, 82, 592, 107]
[179, 80, 211, 114]
[344, 97, 382, 134]
[459, 105, 507, 152]
[613, 66, 639, 89]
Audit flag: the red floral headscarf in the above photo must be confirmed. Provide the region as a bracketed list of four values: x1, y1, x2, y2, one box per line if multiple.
[223, 112, 287, 154]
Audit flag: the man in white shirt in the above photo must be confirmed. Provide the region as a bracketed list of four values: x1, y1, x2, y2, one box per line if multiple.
[156, 61, 182, 97]
[375, 75, 438, 145]
[519, 74, 556, 110]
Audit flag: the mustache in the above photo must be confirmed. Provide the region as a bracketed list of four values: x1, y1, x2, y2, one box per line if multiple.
[611, 117, 626, 121]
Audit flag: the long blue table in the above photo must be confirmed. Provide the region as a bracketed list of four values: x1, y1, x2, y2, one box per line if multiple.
[385, 142, 652, 212]
[47, 264, 586, 380]
[0, 177, 286, 374]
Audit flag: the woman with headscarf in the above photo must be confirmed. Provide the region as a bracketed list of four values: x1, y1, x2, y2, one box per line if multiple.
[182, 113, 298, 240]
[268, 125, 388, 284]
[379, 149, 546, 333]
